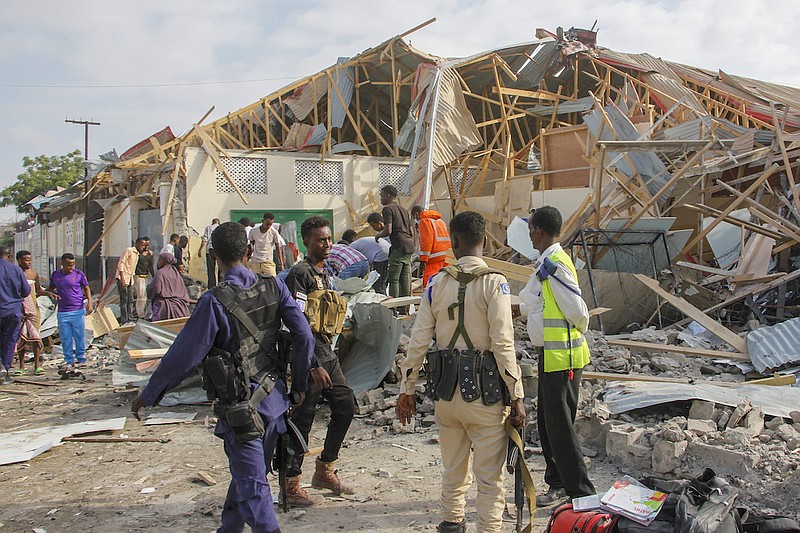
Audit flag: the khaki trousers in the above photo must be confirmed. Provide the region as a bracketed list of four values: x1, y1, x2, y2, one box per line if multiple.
[248, 260, 276, 277]
[435, 393, 509, 532]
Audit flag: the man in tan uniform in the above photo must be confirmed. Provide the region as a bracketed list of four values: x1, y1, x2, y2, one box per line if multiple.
[397, 211, 525, 533]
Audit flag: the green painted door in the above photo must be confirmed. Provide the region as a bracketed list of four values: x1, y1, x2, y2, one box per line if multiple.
[229, 209, 334, 254]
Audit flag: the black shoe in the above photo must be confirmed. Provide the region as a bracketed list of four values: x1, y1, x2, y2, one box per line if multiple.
[536, 487, 567, 507]
[437, 521, 466, 533]
[2, 371, 12, 385]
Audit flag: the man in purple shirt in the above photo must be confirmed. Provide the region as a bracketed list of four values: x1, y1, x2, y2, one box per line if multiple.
[0, 246, 30, 383]
[132, 222, 314, 533]
[48, 253, 92, 367]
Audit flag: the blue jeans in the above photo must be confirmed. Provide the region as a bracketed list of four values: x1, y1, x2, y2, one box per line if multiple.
[338, 260, 370, 280]
[58, 309, 86, 365]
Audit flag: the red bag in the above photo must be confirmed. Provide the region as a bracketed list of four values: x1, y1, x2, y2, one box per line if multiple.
[547, 503, 619, 533]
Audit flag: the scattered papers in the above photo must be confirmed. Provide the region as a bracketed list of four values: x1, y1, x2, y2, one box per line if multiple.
[573, 494, 602, 511]
[601, 476, 667, 526]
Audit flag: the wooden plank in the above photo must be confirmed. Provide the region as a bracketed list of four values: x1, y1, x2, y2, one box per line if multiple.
[674, 261, 732, 277]
[118, 317, 189, 349]
[607, 339, 750, 362]
[675, 164, 779, 262]
[127, 348, 168, 360]
[632, 273, 748, 353]
[577, 370, 793, 387]
[770, 101, 800, 216]
[62, 436, 169, 444]
[13, 378, 59, 387]
[380, 296, 421, 308]
[194, 125, 249, 205]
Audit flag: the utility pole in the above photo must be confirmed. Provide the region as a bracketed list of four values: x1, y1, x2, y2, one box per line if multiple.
[65, 118, 101, 181]
[65, 118, 101, 281]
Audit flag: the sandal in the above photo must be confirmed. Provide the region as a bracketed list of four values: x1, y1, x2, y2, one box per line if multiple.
[12, 369, 27, 376]
[34, 367, 45, 375]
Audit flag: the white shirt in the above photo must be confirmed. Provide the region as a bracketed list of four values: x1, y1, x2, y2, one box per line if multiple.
[520, 242, 589, 347]
[163, 243, 175, 256]
[252, 223, 286, 247]
[202, 223, 219, 251]
[349, 237, 390, 263]
[251, 224, 282, 263]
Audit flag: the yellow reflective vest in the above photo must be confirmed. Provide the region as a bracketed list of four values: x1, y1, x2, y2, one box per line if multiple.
[541, 249, 591, 373]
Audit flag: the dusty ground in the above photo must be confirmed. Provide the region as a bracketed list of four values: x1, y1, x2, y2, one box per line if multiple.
[0, 354, 629, 533]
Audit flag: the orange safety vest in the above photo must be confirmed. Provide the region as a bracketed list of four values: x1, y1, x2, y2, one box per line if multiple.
[418, 210, 451, 263]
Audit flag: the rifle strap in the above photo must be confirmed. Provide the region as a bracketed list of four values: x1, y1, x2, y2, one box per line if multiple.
[505, 419, 536, 533]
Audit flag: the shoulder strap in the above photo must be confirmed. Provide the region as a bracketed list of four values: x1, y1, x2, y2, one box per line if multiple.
[211, 283, 262, 339]
[441, 266, 505, 350]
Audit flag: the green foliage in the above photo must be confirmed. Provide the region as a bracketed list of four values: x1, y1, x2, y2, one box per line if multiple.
[1, 150, 84, 212]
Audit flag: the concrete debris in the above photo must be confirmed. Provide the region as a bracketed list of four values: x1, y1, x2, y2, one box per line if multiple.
[688, 400, 715, 420]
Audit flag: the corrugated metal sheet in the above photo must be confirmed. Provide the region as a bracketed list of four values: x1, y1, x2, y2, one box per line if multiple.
[658, 116, 775, 146]
[747, 317, 800, 374]
[603, 381, 800, 419]
[509, 40, 559, 89]
[640, 72, 707, 115]
[329, 58, 355, 129]
[720, 71, 800, 112]
[583, 102, 672, 199]
[597, 50, 682, 81]
[527, 95, 594, 116]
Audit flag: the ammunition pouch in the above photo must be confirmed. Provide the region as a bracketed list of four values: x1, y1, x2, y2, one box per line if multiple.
[425, 348, 441, 400]
[223, 401, 266, 444]
[305, 289, 348, 336]
[432, 348, 509, 406]
[200, 347, 247, 405]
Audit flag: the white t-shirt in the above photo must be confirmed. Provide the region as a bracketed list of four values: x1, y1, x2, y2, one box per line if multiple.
[251, 224, 282, 263]
[349, 236, 390, 263]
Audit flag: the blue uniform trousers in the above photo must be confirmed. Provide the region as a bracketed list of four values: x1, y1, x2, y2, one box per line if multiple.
[217, 415, 283, 533]
[0, 313, 21, 370]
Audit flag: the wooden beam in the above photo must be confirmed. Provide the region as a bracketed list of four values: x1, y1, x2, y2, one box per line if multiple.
[607, 339, 749, 361]
[194, 125, 249, 205]
[633, 273, 748, 353]
[675, 164, 779, 262]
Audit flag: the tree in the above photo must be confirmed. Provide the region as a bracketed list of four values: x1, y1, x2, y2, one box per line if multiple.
[1, 150, 84, 212]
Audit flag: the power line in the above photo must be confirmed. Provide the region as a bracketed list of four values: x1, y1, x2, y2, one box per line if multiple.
[0, 76, 302, 89]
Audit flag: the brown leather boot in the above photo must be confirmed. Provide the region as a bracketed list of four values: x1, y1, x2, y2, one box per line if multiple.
[282, 476, 323, 507]
[311, 458, 354, 495]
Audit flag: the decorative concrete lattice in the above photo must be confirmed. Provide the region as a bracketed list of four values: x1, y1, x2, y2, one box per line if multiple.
[294, 160, 344, 195]
[215, 157, 267, 194]
[378, 163, 411, 195]
[450, 166, 479, 196]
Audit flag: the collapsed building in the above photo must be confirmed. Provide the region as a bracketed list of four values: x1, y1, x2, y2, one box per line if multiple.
[8, 19, 800, 520]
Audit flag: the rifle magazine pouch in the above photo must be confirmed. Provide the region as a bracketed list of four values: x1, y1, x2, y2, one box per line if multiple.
[224, 402, 265, 444]
[435, 349, 459, 401]
[480, 351, 505, 406]
[425, 349, 442, 400]
[459, 349, 481, 402]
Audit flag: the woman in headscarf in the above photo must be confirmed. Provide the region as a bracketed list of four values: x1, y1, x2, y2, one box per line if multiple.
[147, 252, 190, 321]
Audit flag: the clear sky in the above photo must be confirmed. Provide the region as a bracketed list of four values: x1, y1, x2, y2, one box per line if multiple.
[2, 0, 799, 223]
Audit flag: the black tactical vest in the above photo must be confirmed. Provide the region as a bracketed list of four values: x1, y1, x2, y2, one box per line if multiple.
[210, 275, 282, 384]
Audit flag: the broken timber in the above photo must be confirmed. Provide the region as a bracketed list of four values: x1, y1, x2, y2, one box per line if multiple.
[633, 274, 748, 353]
[607, 339, 750, 362]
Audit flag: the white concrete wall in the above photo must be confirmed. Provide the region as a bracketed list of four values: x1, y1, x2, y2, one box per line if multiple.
[182, 147, 411, 240]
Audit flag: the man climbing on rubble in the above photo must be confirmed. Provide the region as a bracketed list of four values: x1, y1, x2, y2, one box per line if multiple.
[513, 205, 595, 506]
[132, 222, 314, 533]
[411, 205, 451, 287]
[396, 211, 525, 533]
[283, 216, 356, 507]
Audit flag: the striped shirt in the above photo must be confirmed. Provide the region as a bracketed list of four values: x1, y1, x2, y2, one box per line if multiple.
[326, 244, 367, 275]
